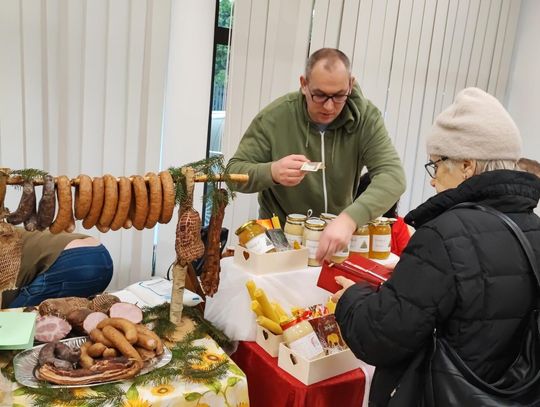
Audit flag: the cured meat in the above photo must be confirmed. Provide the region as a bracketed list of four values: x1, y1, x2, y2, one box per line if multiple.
[200, 188, 228, 296]
[82, 312, 108, 335]
[108, 302, 143, 324]
[37, 174, 56, 230]
[37, 357, 143, 385]
[38, 297, 91, 318]
[6, 179, 36, 225]
[34, 316, 72, 342]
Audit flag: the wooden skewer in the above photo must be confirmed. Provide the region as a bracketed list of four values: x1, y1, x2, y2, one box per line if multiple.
[5, 173, 249, 186]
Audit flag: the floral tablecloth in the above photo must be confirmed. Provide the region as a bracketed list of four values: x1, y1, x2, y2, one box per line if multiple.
[2, 337, 249, 407]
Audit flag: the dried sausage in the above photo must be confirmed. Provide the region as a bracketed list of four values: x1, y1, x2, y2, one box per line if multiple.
[110, 176, 131, 231]
[130, 175, 148, 230]
[158, 170, 175, 224]
[7, 179, 36, 225]
[82, 177, 104, 229]
[37, 174, 56, 230]
[74, 174, 92, 220]
[144, 172, 162, 229]
[49, 176, 74, 234]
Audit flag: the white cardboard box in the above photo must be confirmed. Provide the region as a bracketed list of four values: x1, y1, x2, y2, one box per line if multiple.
[255, 325, 283, 357]
[277, 343, 362, 385]
[233, 245, 309, 274]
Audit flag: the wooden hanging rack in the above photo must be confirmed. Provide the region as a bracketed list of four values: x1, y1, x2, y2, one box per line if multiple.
[4, 173, 249, 186]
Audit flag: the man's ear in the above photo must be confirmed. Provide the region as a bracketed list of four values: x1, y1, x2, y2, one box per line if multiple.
[350, 76, 356, 89]
[300, 75, 307, 95]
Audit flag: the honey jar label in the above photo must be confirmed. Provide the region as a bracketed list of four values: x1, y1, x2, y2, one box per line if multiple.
[304, 239, 319, 259]
[350, 235, 369, 252]
[371, 234, 391, 252]
[245, 233, 275, 254]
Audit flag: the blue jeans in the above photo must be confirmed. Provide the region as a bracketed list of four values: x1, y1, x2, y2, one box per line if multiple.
[8, 245, 113, 308]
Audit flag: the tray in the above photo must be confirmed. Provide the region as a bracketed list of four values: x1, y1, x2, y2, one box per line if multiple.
[13, 336, 172, 388]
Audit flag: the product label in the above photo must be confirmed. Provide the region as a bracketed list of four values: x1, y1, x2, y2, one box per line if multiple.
[288, 332, 324, 360]
[284, 232, 303, 247]
[333, 244, 350, 258]
[350, 235, 369, 253]
[304, 239, 319, 259]
[372, 234, 391, 252]
[245, 233, 275, 254]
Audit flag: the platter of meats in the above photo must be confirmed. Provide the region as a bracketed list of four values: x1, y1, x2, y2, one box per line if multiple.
[13, 333, 171, 388]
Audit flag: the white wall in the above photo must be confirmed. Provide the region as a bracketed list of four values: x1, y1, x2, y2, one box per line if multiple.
[506, 0, 540, 157]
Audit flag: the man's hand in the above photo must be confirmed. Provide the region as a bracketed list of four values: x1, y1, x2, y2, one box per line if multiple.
[331, 276, 356, 303]
[316, 212, 357, 263]
[271, 154, 310, 186]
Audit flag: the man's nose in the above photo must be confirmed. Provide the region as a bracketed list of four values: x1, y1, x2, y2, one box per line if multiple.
[323, 98, 335, 110]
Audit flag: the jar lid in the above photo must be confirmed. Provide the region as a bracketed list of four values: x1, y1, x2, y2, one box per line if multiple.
[305, 218, 326, 231]
[320, 213, 337, 221]
[235, 219, 258, 235]
[286, 213, 307, 224]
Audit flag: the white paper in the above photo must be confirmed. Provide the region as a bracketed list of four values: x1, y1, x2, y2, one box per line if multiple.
[301, 162, 324, 171]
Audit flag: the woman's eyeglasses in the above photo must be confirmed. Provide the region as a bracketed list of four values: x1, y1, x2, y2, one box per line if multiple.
[424, 157, 448, 179]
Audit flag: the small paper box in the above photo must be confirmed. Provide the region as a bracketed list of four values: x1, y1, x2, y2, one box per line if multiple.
[233, 245, 309, 274]
[255, 325, 283, 357]
[277, 343, 362, 385]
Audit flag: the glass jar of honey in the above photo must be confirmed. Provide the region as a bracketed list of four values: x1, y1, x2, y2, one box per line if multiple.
[320, 213, 349, 263]
[369, 217, 392, 259]
[350, 224, 370, 257]
[302, 218, 326, 266]
[281, 316, 325, 360]
[284, 213, 307, 248]
[235, 220, 275, 254]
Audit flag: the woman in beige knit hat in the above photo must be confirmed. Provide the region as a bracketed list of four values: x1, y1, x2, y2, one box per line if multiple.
[333, 87, 540, 406]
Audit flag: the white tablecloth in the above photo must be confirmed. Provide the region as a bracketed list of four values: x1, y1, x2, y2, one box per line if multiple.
[204, 257, 330, 341]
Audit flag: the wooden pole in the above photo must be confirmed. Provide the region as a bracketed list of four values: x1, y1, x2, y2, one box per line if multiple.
[169, 167, 195, 326]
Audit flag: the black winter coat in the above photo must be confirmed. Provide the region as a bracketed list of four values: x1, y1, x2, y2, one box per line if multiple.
[335, 170, 540, 405]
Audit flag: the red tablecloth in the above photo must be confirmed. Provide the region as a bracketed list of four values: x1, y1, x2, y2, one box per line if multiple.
[231, 341, 365, 407]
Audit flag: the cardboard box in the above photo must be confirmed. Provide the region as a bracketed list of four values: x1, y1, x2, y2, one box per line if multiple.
[255, 325, 283, 357]
[277, 343, 362, 385]
[233, 245, 309, 274]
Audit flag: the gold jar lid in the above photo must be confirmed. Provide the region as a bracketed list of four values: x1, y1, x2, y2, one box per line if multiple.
[320, 213, 337, 222]
[305, 217, 326, 231]
[369, 216, 397, 226]
[235, 219, 258, 235]
[286, 213, 307, 225]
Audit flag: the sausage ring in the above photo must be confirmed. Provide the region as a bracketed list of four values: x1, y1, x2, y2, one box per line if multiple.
[110, 176, 132, 231]
[82, 177, 104, 229]
[158, 170, 175, 224]
[74, 174, 93, 220]
[144, 172, 162, 229]
[49, 176, 74, 234]
[130, 175, 148, 230]
[97, 174, 118, 228]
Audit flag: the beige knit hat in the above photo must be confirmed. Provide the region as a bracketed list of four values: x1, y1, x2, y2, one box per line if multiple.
[426, 87, 521, 160]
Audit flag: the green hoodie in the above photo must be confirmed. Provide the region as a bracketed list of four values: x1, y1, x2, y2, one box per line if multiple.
[226, 85, 406, 227]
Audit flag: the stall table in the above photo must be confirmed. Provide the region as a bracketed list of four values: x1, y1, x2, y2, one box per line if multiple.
[4, 336, 249, 407]
[232, 341, 372, 407]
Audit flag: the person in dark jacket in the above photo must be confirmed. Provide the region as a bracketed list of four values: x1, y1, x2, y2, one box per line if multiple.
[333, 87, 540, 406]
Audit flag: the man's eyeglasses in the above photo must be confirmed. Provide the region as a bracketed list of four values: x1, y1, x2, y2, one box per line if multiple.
[306, 87, 350, 104]
[424, 157, 448, 179]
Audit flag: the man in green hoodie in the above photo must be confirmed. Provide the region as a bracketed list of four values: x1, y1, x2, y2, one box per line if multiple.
[226, 48, 406, 263]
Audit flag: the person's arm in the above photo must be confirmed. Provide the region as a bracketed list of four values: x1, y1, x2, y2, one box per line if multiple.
[343, 109, 406, 228]
[226, 116, 276, 193]
[335, 226, 456, 366]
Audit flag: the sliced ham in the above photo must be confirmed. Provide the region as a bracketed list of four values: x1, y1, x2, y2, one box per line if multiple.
[35, 316, 72, 342]
[108, 302, 143, 324]
[82, 312, 109, 334]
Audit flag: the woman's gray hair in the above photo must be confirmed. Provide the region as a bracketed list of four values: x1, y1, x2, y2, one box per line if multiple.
[442, 159, 518, 175]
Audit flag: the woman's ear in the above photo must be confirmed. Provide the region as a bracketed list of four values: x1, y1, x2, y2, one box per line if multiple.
[462, 159, 476, 180]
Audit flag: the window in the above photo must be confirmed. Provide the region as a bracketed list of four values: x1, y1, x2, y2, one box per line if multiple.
[204, 0, 233, 225]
